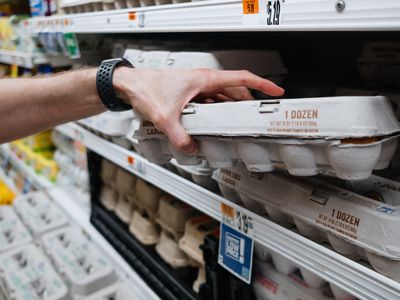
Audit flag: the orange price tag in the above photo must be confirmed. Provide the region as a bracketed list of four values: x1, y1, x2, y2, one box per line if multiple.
[128, 12, 137, 20]
[221, 203, 235, 219]
[242, 0, 259, 14]
[127, 156, 135, 165]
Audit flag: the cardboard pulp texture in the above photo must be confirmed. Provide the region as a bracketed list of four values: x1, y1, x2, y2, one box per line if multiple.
[135, 96, 400, 180]
[41, 226, 117, 297]
[100, 185, 118, 211]
[0, 206, 32, 253]
[125, 118, 142, 153]
[115, 192, 137, 224]
[78, 110, 135, 137]
[123, 49, 287, 83]
[178, 215, 219, 265]
[135, 178, 163, 216]
[254, 243, 356, 300]
[357, 41, 400, 88]
[13, 191, 69, 237]
[100, 159, 118, 187]
[156, 230, 191, 268]
[0, 243, 69, 300]
[170, 159, 218, 191]
[193, 265, 206, 293]
[115, 167, 137, 195]
[81, 282, 135, 300]
[213, 164, 400, 281]
[253, 260, 351, 300]
[155, 194, 199, 240]
[129, 210, 160, 245]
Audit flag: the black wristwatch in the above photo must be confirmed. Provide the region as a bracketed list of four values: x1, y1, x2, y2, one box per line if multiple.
[96, 58, 134, 112]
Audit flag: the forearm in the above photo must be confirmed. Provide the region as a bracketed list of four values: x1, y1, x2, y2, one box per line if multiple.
[0, 68, 105, 143]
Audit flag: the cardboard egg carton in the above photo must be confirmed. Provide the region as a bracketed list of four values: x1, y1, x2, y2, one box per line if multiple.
[155, 194, 199, 240]
[81, 282, 135, 300]
[100, 159, 118, 187]
[123, 49, 287, 81]
[41, 226, 117, 297]
[253, 260, 354, 300]
[135, 178, 164, 217]
[357, 41, 400, 88]
[13, 191, 69, 237]
[0, 243, 69, 300]
[78, 110, 135, 138]
[254, 243, 357, 300]
[0, 206, 32, 253]
[100, 185, 118, 211]
[129, 210, 160, 245]
[156, 230, 191, 268]
[135, 96, 400, 180]
[170, 159, 218, 191]
[213, 163, 400, 281]
[115, 192, 137, 224]
[115, 167, 137, 196]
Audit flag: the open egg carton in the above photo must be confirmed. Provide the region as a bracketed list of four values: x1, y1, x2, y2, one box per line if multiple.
[135, 95, 400, 180]
[213, 163, 400, 282]
[13, 191, 69, 237]
[0, 243, 69, 300]
[253, 257, 355, 300]
[0, 206, 32, 253]
[41, 226, 117, 298]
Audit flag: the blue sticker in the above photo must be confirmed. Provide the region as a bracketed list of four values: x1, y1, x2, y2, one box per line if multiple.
[218, 222, 254, 283]
[376, 206, 395, 214]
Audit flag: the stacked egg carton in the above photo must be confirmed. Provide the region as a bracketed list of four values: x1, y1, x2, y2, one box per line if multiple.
[41, 226, 118, 298]
[13, 191, 69, 237]
[128, 177, 164, 245]
[52, 131, 91, 212]
[213, 163, 400, 283]
[135, 95, 400, 180]
[252, 249, 355, 300]
[99, 159, 119, 210]
[0, 243, 69, 300]
[154, 195, 199, 272]
[178, 214, 219, 292]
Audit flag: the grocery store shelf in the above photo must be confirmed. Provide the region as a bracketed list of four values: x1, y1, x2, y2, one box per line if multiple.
[0, 144, 54, 190]
[56, 122, 400, 300]
[47, 188, 160, 300]
[0, 167, 18, 194]
[28, 0, 400, 33]
[0, 49, 71, 68]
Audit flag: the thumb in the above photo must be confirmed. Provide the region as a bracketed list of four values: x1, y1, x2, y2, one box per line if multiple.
[162, 119, 198, 155]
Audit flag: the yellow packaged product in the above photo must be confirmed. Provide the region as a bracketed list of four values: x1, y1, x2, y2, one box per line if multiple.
[39, 157, 58, 182]
[0, 181, 15, 205]
[27, 130, 54, 151]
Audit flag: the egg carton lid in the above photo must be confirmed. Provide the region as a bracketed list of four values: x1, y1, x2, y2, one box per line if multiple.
[0, 206, 32, 253]
[136, 96, 400, 140]
[213, 164, 400, 259]
[0, 243, 69, 300]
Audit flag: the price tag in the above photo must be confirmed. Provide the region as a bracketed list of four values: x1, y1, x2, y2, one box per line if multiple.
[218, 203, 254, 283]
[128, 11, 145, 28]
[242, 0, 259, 14]
[266, 0, 282, 26]
[127, 155, 146, 174]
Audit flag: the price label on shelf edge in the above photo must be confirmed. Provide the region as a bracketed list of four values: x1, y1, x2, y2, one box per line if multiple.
[127, 155, 146, 175]
[242, 0, 283, 27]
[218, 202, 254, 284]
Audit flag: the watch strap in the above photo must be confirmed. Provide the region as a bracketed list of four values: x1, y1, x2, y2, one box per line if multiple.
[96, 58, 133, 112]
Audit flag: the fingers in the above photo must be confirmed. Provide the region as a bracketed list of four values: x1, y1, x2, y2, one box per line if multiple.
[198, 69, 285, 97]
[156, 116, 198, 155]
[221, 86, 255, 100]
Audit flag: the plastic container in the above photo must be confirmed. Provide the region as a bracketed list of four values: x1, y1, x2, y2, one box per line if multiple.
[0, 206, 32, 253]
[13, 191, 69, 237]
[136, 96, 400, 180]
[214, 163, 400, 280]
[156, 230, 190, 268]
[100, 185, 118, 211]
[170, 159, 218, 191]
[41, 226, 117, 297]
[129, 210, 161, 245]
[178, 215, 219, 264]
[135, 178, 163, 216]
[0, 243, 69, 300]
[156, 194, 199, 239]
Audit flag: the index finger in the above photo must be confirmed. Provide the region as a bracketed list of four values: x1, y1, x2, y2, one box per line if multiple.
[199, 69, 285, 97]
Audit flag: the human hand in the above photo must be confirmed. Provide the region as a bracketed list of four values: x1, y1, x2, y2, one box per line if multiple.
[113, 68, 284, 155]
